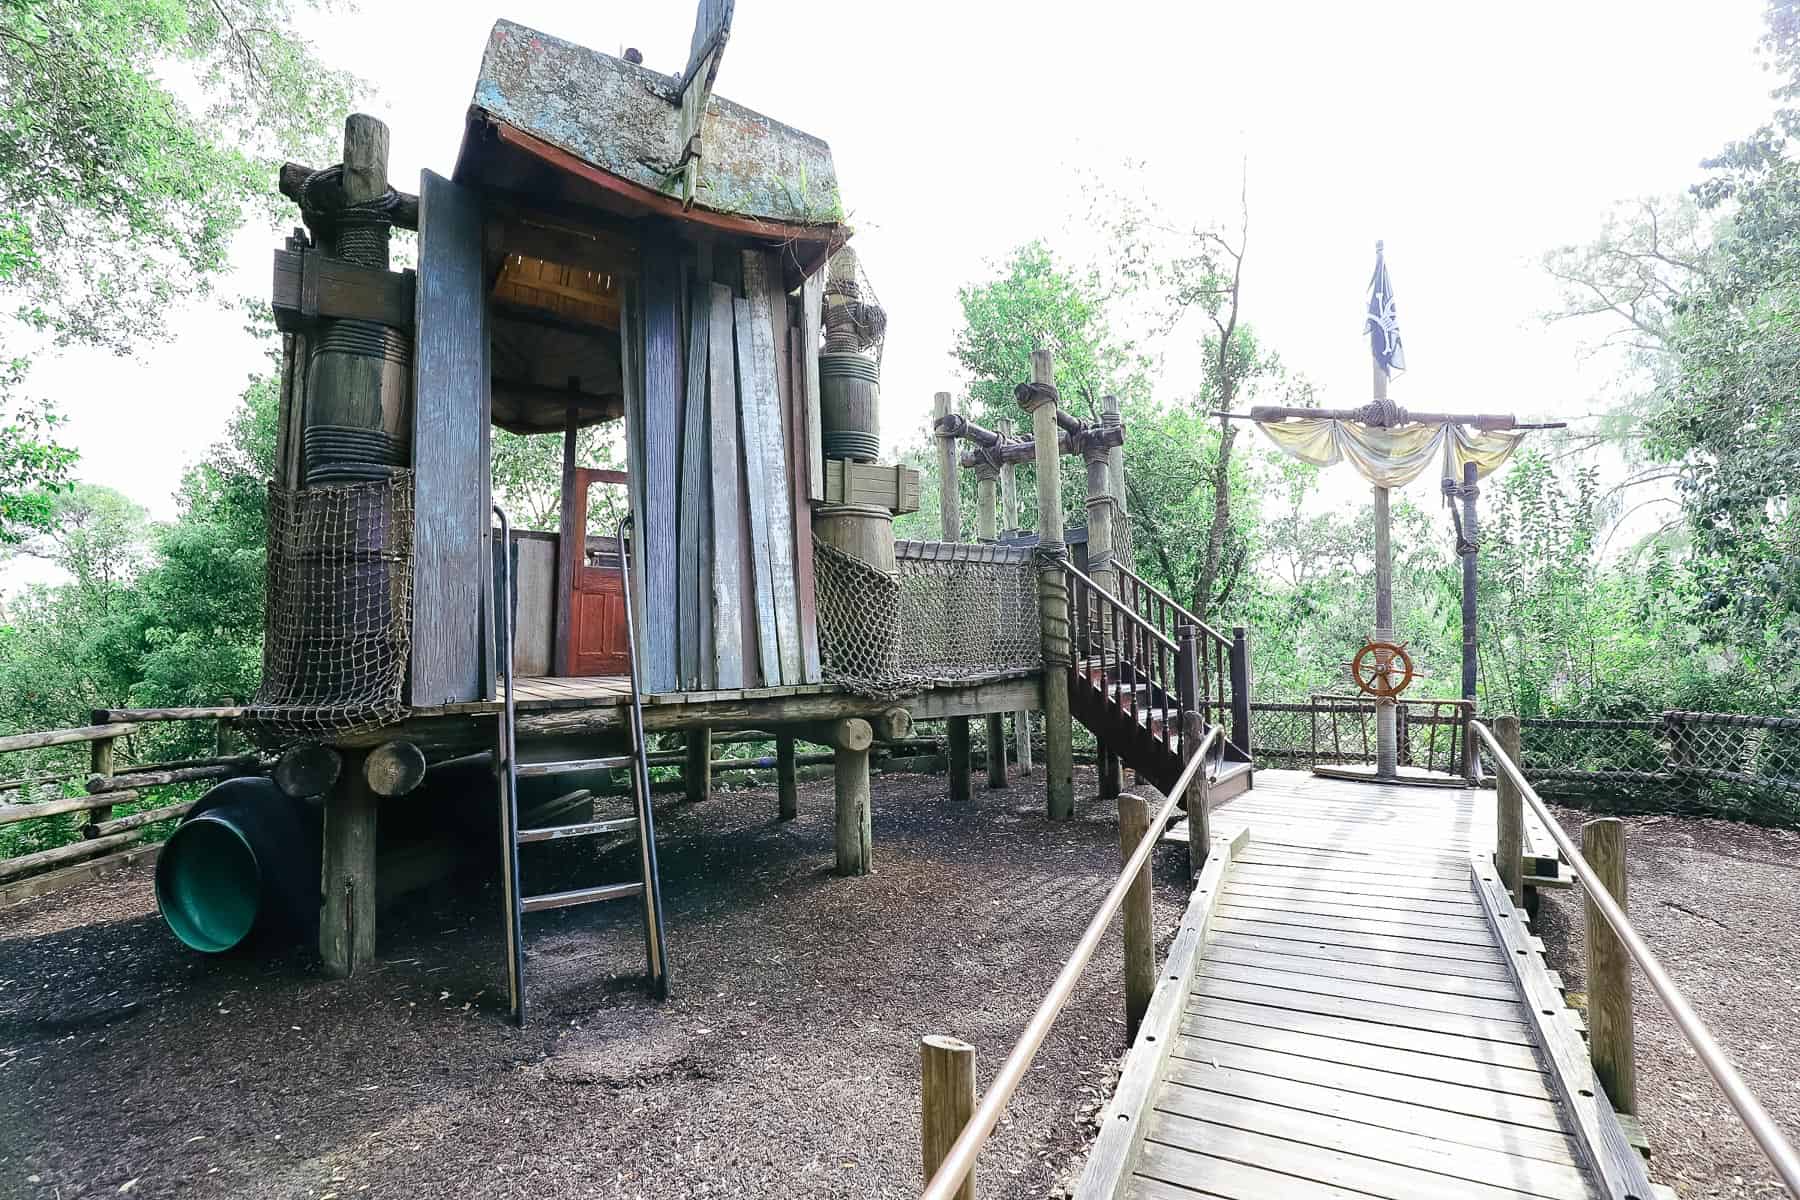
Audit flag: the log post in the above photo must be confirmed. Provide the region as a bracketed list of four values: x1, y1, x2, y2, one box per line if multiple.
[999, 418, 1033, 775]
[1022, 350, 1074, 820]
[776, 733, 798, 820]
[935, 392, 961, 543]
[321, 748, 379, 978]
[829, 718, 874, 876]
[1084, 420, 1123, 799]
[975, 457, 1008, 789]
[1583, 817, 1636, 1116]
[947, 719, 972, 803]
[921, 1034, 976, 1200]
[1495, 715, 1524, 907]
[364, 740, 426, 798]
[275, 742, 343, 799]
[1182, 710, 1211, 876]
[1119, 791, 1155, 1042]
[1103, 394, 1130, 566]
[685, 728, 712, 803]
[83, 732, 116, 838]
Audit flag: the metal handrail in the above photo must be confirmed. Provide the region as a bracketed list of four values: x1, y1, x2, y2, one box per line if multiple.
[1115, 563, 1230, 648]
[1063, 562, 1179, 654]
[921, 723, 1222, 1200]
[1470, 720, 1800, 1196]
[617, 515, 669, 998]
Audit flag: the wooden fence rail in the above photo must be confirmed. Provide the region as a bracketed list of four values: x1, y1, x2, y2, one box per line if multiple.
[0, 712, 266, 905]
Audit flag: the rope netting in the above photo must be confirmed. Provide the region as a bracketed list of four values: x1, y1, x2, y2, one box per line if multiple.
[244, 475, 414, 742]
[812, 539, 1041, 699]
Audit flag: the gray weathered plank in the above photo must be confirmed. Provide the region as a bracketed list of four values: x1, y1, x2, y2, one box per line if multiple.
[1201, 941, 1518, 1001]
[1190, 977, 1530, 1042]
[800, 269, 823, 501]
[639, 240, 683, 693]
[733, 297, 780, 682]
[1184, 993, 1541, 1071]
[742, 253, 802, 685]
[678, 276, 712, 690]
[706, 283, 744, 689]
[411, 169, 491, 705]
[1199, 958, 1528, 1022]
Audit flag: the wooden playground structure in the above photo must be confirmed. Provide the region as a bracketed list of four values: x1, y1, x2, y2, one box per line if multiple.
[2, 7, 1798, 1200]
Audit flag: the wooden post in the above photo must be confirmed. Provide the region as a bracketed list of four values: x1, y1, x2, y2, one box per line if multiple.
[1583, 817, 1636, 1116]
[975, 458, 1008, 790]
[685, 728, 712, 803]
[1085, 419, 1123, 799]
[554, 410, 580, 676]
[1103, 393, 1129, 566]
[1495, 715, 1524, 907]
[1370, 362, 1399, 778]
[776, 733, 798, 820]
[1118, 792, 1155, 1042]
[935, 392, 961, 543]
[1182, 711, 1211, 876]
[83, 733, 116, 838]
[999, 418, 1033, 776]
[1022, 349, 1074, 820]
[1230, 627, 1251, 762]
[831, 718, 873, 876]
[920, 1035, 976, 1200]
[947, 719, 972, 802]
[1460, 460, 1479, 704]
[321, 749, 379, 978]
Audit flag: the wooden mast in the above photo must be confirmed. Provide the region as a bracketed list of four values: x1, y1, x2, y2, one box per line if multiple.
[1371, 354, 1399, 780]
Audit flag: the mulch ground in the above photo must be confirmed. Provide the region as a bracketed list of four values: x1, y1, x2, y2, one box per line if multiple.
[1536, 804, 1800, 1200]
[0, 765, 1187, 1200]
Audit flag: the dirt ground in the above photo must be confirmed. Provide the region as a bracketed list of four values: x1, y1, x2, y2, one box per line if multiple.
[1536, 805, 1800, 1200]
[0, 765, 1188, 1200]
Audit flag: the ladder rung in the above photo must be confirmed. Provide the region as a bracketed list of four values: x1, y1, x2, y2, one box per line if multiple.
[517, 816, 639, 845]
[521, 881, 644, 913]
[516, 755, 635, 778]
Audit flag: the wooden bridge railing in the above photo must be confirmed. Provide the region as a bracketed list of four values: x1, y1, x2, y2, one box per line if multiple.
[0, 709, 262, 902]
[1474, 718, 1800, 1196]
[1114, 565, 1250, 757]
[918, 724, 1221, 1200]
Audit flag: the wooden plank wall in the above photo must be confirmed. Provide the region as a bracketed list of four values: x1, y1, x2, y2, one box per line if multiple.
[619, 244, 824, 694]
[411, 170, 492, 705]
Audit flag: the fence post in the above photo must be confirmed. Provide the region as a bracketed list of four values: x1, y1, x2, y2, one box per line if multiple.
[1118, 791, 1155, 1042]
[921, 1035, 976, 1200]
[84, 731, 117, 839]
[1229, 627, 1251, 760]
[1175, 626, 1200, 725]
[1583, 817, 1637, 1116]
[1183, 711, 1211, 877]
[1495, 715, 1524, 907]
[684, 728, 711, 803]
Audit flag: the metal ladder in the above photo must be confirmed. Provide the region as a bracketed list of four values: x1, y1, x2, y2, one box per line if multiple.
[493, 505, 670, 1024]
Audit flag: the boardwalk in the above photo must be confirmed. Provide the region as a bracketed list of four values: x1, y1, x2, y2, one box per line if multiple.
[1078, 770, 1658, 1200]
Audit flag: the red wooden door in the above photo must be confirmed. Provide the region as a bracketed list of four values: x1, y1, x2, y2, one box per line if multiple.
[559, 467, 632, 677]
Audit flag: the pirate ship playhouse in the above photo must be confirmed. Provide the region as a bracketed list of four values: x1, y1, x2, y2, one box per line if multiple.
[153, 9, 1253, 1022]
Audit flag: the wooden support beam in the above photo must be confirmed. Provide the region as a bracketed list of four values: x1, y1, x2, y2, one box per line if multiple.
[947, 718, 972, 803]
[275, 743, 343, 799]
[83, 733, 115, 838]
[777, 733, 798, 820]
[321, 750, 379, 978]
[685, 729, 712, 803]
[921, 1035, 977, 1200]
[1023, 350, 1074, 820]
[279, 161, 419, 229]
[953, 422, 1122, 468]
[999, 417, 1032, 776]
[0, 723, 140, 754]
[364, 741, 427, 798]
[271, 248, 415, 332]
[833, 718, 873, 877]
[934, 392, 961, 542]
[1584, 818, 1636, 1117]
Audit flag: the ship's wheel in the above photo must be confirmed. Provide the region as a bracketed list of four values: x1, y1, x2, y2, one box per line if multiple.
[1351, 640, 1414, 699]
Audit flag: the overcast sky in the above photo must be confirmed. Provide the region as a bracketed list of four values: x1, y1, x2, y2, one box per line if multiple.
[18, 0, 1774, 532]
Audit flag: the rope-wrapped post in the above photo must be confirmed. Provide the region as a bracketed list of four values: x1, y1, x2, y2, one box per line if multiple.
[1103, 394, 1131, 567]
[1020, 351, 1074, 820]
[974, 457, 1009, 790]
[998, 418, 1034, 775]
[1085, 423, 1122, 800]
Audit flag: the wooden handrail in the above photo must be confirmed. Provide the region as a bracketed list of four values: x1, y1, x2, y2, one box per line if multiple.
[0, 723, 141, 754]
[921, 724, 1221, 1200]
[1471, 720, 1800, 1195]
[1115, 564, 1230, 648]
[1062, 563, 1178, 654]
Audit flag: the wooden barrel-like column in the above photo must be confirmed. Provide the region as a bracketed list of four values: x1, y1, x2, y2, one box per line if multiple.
[999, 418, 1034, 775]
[1022, 350, 1074, 820]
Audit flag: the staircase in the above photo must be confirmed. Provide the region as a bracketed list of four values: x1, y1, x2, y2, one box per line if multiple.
[1065, 562, 1252, 799]
[492, 506, 669, 1025]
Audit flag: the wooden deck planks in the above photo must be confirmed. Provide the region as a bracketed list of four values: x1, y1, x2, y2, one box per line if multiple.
[1089, 770, 1602, 1200]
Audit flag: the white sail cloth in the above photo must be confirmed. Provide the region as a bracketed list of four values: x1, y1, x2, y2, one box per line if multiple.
[1254, 418, 1525, 488]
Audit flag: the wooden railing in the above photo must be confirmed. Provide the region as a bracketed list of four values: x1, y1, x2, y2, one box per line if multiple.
[919, 724, 1222, 1200]
[0, 709, 262, 902]
[1066, 564, 1183, 761]
[1113, 565, 1251, 759]
[1474, 719, 1800, 1196]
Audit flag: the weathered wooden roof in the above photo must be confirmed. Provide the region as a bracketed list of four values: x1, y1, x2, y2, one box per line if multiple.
[468, 19, 844, 233]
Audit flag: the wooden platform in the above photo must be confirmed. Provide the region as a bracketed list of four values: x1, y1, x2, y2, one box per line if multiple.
[1078, 770, 1656, 1200]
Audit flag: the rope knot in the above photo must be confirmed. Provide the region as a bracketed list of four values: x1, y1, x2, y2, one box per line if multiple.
[1015, 380, 1060, 412]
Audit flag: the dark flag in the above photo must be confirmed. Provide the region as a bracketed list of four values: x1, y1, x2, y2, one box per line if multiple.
[1364, 240, 1406, 374]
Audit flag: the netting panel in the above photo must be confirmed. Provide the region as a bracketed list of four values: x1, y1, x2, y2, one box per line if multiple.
[246, 475, 414, 741]
[813, 539, 1041, 699]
